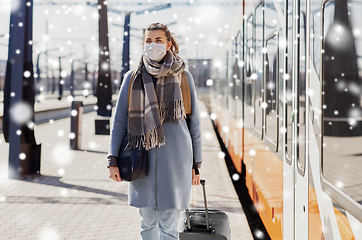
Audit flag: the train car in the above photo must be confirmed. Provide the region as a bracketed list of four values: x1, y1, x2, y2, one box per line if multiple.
[210, 0, 362, 239]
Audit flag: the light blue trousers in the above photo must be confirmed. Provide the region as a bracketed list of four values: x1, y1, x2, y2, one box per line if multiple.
[139, 208, 180, 240]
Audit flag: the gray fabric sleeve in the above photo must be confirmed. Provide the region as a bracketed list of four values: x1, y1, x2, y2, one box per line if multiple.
[185, 70, 203, 163]
[107, 70, 133, 160]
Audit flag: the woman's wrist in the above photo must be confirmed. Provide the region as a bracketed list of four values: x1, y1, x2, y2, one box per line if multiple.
[107, 155, 118, 168]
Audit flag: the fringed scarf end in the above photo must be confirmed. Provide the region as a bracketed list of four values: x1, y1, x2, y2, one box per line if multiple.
[159, 99, 186, 123]
[126, 125, 166, 151]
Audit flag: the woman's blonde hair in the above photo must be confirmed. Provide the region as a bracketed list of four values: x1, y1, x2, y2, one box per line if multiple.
[145, 22, 179, 55]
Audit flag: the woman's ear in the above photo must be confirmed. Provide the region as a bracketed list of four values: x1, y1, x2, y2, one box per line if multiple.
[166, 41, 172, 51]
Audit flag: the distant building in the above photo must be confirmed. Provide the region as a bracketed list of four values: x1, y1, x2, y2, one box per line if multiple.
[187, 59, 211, 88]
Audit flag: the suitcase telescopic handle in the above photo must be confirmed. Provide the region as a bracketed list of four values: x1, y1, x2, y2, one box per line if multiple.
[186, 179, 211, 232]
[200, 179, 211, 232]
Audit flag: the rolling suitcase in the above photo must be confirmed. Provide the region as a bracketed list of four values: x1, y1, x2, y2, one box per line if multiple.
[179, 179, 231, 240]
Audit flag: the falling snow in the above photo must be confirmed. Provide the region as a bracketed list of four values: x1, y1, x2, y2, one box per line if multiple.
[23, 70, 31, 78]
[88, 141, 98, 150]
[206, 79, 213, 86]
[67, 96, 74, 102]
[249, 149, 256, 156]
[101, 62, 109, 71]
[218, 152, 226, 159]
[280, 127, 287, 134]
[200, 111, 208, 118]
[58, 169, 65, 176]
[222, 126, 229, 133]
[52, 144, 73, 166]
[261, 102, 268, 109]
[232, 173, 240, 181]
[19, 153, 26, 160]
[60, 189, 68, 197]
[83, 90, 89, 96]
[69, 132, 76, 139]
[38, 228, 60, 240]
[204, 131, 212, 141]
[254, 229, 264, 239]
[57, 130, 64, 137]
[10, 102, 33, 124]
[70, 110, 78, 117]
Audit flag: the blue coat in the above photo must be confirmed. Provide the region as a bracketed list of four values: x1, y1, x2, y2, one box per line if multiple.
[108, 69, 203, 211]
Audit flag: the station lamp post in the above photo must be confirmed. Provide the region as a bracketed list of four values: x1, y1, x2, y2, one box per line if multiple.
[94, 0, 113, 134]
[57, 53, 74, 100]
[3, 0, 41, 179]
[35, 48, 59, 98]
[70, 59, 90, 97]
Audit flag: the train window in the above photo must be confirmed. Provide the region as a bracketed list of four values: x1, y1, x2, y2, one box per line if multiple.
[286, 0, 293, 162]
[213, 55, 228, 110]
[245, 15, 253, 106]
[219, 53, 228, 108]
[230, 36, 239, 118]
[246, 16, 253, 78]
[297, 5, 307, 175]
[265, 32, 279, 149]
[226, 51, 230, 109]
[279, 0, 284, 13]
[235, 32, 244, 120]
[264, 0, 282, 151]
[264, 0, 279, 35]
[322, 0, 362, 217]
[254, 2, 264, 137]
[231, 35, 239, 100]
[310, 0, 322, 77]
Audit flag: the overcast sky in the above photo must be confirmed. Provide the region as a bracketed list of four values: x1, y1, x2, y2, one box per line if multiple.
[0, 0, 243, 74]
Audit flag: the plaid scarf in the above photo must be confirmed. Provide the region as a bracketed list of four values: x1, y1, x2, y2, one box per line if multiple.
[127, 51, 186, 150]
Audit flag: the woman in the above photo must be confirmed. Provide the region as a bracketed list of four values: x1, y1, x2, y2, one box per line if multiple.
[107, 22, 203, 240]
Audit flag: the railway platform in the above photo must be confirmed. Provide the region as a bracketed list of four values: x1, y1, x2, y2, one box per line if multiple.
[0, 99, 253, 240]
[0, 92, 119, 132]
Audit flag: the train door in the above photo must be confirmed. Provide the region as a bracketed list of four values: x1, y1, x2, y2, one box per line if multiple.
[294, 0, 309, 239]
[283, 0, 295, 238]
[244, 13, 255, 199]
[234, 31, 245, 171]
[313, 0, 362, 238]
[254, 1, 264, 139]
[283, 0, 309, 239]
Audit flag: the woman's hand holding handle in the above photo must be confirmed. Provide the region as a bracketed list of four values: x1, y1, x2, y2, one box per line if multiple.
[192, 168, 200, 186]
[109, 167, 123, 182]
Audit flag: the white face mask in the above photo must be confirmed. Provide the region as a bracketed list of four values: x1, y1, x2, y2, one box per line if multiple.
[144, 42, 167, 62]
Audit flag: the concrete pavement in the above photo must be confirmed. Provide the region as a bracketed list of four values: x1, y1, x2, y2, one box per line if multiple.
[0, 100, 253, 240]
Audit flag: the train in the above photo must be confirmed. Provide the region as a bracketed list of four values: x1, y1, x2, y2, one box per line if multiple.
[209, 0, 362, 239]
